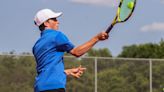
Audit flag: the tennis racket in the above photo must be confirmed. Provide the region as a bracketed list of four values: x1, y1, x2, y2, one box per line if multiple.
[106, 0, 137, 34]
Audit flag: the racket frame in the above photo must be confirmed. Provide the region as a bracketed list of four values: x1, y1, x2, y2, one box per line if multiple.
[106, 0, 136, 34]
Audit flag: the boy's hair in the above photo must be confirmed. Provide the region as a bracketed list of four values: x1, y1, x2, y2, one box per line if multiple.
[39, 23, 46, 31]
[34, 21, 46, 31]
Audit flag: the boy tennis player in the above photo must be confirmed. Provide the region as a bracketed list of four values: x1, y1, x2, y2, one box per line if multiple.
[33, 9, 108, 92]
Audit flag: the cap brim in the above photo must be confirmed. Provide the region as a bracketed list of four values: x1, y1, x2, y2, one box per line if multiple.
[52, 12, 63, 18]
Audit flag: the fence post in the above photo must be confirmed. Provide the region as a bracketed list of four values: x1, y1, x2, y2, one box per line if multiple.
[95, 57, 97, 92]
[149, 59, 152, 92]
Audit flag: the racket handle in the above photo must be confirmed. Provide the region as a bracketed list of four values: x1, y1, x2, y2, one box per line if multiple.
[106, 24, 113, 34]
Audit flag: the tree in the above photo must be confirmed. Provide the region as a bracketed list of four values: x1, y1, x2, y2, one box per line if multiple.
[87, 48, 112, 57]
[118, 39, 164, 59]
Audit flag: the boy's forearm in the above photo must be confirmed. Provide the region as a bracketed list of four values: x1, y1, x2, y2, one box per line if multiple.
[70, 37, 99, 57]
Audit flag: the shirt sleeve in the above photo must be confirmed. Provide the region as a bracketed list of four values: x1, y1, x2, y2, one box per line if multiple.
[55, 32, 75, 53]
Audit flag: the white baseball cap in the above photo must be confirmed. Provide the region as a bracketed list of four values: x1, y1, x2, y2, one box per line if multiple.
[34, 9, 62, 26]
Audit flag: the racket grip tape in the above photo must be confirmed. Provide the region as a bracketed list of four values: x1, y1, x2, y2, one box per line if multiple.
[106, 24, 113, 34]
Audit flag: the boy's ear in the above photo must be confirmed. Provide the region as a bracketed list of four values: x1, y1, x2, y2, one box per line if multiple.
[43, 21, 49, 27]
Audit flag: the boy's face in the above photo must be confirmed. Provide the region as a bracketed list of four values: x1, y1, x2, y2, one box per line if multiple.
[45, 18, 59, 30]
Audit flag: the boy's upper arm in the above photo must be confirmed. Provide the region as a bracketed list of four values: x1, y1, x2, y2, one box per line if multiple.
[55, 32, 74, 52]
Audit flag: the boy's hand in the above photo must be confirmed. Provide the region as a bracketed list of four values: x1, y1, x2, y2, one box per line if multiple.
[95, 32, 109, 41]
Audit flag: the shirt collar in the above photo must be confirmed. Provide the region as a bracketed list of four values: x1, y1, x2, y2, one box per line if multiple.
[41, 29, 56, 36]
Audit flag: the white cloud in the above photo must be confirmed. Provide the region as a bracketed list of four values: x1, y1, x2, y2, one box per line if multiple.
[70, 0, 119, 7]
[162, 0, 164, 4]
[141, 22, 164, 32]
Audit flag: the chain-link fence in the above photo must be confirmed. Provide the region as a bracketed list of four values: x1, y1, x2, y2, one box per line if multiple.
[0, 55, 164, 92]
[65, 56, 164, 92]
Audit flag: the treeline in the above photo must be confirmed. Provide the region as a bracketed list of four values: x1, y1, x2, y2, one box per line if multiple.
[118, 39, 164, 58]
[85, 39, 164, 59]
[0, 40, 164, 92]
[0, 55, 35, 92]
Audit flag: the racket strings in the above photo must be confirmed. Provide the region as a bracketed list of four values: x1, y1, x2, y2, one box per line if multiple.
[119, 0, 136, 21]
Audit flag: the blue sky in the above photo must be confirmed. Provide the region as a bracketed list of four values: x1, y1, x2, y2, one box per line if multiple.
[0, 0, 164, 56]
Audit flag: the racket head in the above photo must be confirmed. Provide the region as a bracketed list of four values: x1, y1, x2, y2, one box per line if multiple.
[117, 0, 136, 23]
[105, 0, 136, 34]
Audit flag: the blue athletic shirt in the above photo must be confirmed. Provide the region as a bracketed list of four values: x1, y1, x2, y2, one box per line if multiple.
[32, 29, 74, 92]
